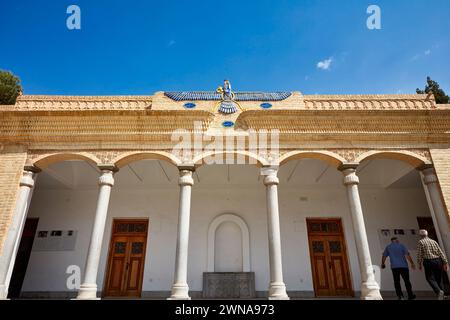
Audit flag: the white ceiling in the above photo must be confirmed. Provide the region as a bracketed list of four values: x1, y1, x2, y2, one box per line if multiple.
[35, 158, 423, 190]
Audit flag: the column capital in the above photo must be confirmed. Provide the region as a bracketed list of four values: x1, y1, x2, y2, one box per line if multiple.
[178, 169, 194, 186]
[20, 169, 38, 188]
[98, 170, 115, 187]
[340, 167, 360, 186]
[24, 165, 41, 174]
[421, 167, 438, 185]
[338, 163, 359, 171]
[261, 166, 279, 186]
[417, 164, 434, 171]
[97, 164, 119, 173]
[177, 165, 196, 172]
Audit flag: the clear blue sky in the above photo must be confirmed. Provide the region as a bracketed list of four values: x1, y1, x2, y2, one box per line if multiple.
[0, 0, 449, 95]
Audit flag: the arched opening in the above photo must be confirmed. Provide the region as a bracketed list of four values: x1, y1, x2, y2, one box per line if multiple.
[279, 151, 346, 169]
[193, 151, 268, 168]
[99, 157, 180, 298]
[112, 151, 181, 169]
[277, 155, 354, 298]
[32, 152, 101, 170]
[355, 151, 430, 169]
[190, 155, 261, 298]
[13, 153, 181, 299]
[10, 157, 99, 299]
[277, 152, 437, 298]
[356, 156, 439, 297]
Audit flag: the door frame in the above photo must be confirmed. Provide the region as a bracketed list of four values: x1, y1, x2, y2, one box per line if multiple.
[306, 217, 354, 298]
[102, 218, 149, 298]
[8, 218, 39, 298]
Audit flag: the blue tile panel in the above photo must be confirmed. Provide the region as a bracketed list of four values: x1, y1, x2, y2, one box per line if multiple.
[164, 91, 291, 101]
[222, 121, 235, 128]
[260, 102, 273, 109]
[183, 102, 196, 108]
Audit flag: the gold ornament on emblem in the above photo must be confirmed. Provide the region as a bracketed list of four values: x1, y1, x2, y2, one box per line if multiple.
[212, 80, 245, 114]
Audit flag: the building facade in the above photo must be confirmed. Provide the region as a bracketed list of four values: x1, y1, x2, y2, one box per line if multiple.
[0, 86, 450, 300]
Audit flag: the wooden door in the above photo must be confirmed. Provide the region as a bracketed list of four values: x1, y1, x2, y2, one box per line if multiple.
[8, 218, 39, 298]
[104, 219, 148, 297]
[307, 218, 353, 297]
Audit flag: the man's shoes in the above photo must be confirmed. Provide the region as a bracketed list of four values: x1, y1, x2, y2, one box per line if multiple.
[438, 290, 444, 300]
[397, 296, 405, 300]
[408, 294, 416, 300]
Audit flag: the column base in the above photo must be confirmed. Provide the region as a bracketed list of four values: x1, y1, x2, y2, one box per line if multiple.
[268, 282, 290, 300]
[74, 283, 100, 300]
[360, 281, 383, 300]
[168, 283, 191, 300]
[0, 284, 9, 300]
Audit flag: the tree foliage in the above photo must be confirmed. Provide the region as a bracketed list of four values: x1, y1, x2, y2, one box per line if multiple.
[416, 76, 449, 104]
[0, 70, 22, 105]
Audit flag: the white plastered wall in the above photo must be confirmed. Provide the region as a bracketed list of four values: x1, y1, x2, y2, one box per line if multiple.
[21, 182, 433, 295]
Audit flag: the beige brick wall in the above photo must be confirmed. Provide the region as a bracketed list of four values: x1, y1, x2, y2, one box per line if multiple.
[0, 145, 27, 254]
[430, 148, 450, 227]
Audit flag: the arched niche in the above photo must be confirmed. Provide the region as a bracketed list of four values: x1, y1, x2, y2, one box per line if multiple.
[207, 214, 250, 272]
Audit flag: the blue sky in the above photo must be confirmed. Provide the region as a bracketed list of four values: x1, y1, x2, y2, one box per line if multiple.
[0, 0, 449, 95]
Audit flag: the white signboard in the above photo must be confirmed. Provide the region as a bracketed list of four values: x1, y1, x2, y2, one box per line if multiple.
[378, 228, 420, 251]
[33, 229, 77, 251]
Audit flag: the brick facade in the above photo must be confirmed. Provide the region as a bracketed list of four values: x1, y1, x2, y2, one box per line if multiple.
[0, 145, 27, 253]
[0, 93, 449, 254]
[430, 148, 450, 227]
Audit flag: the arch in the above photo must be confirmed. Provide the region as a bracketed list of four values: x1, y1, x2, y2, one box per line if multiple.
[193, 151, 269, 168]
[279, 150, 346, 168]
[355, 150, 431, 168]
[207, 214, 251, 272]
[32, 152, 101, 169]
[112, 151, 181, 168]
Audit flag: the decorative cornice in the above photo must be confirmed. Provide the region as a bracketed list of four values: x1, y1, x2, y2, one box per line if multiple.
[8, 95, 152, 111]
[303, 94, 435, 110]
[16, 95, 152, 101]
[0, 93, 438, 111]
[304, 94, 433, 100]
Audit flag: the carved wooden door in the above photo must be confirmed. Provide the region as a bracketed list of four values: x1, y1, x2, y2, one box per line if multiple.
[307, 218, 353, 297]
[104, 219, 148, 297]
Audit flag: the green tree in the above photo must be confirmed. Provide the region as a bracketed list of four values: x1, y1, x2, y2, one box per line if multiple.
[0, 70, 22, 105]
[416, 76, 449, 104]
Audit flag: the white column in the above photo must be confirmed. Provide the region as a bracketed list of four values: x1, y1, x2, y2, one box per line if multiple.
[262, 167, 289, 300]
[0, 167, 39, 299]
[421, 167, 450, 259]
[340, 166, 382, 300]
[76, 166, 116, 300]
[169, 168, 194, 300]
